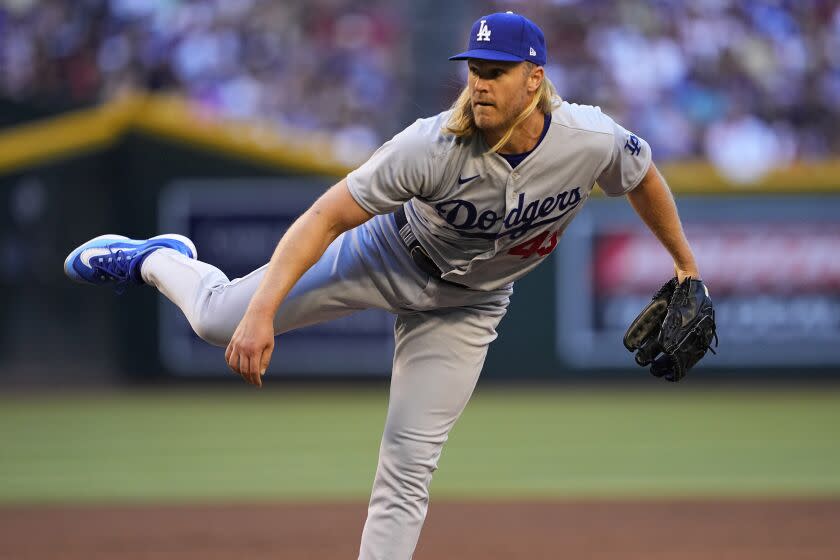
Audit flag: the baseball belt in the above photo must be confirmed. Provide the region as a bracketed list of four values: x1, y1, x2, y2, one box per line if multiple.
[393, 206, 467, 288]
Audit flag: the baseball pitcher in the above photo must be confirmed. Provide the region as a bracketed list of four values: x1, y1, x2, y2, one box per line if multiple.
[65, 12, 717, 559]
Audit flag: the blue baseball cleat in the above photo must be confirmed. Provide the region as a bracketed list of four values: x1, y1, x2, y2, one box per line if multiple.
[64, 234, 197, 288]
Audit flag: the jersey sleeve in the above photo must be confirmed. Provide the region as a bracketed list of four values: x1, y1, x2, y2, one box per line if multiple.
[346, 120, 441, 215]
[596, 116, 652, 197]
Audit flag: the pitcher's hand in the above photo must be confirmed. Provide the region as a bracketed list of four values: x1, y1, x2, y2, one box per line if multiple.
[674, 264, 699, 284]
[225, 310, 275, 387]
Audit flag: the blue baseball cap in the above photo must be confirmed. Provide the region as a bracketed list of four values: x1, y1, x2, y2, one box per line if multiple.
[449, 12, 546, 67]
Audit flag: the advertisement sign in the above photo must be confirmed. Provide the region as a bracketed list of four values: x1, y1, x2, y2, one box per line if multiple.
[555, 196, 840, 368]
[158, 179, 395, 376]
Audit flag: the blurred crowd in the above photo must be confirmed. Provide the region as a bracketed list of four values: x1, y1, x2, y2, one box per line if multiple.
[2, 0, 840, 177]
[500, 0, 840, 181]
[0, 0, 405, 163]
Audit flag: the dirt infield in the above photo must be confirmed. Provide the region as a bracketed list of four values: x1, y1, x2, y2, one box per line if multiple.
[1, 500, 838, 560]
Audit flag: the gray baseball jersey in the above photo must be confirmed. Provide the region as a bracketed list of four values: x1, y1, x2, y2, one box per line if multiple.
[347, 98, 652, 291]
[84, 98, 652, 560]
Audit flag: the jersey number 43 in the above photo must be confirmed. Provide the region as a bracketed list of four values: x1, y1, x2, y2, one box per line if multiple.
[508, 228, 561, 259]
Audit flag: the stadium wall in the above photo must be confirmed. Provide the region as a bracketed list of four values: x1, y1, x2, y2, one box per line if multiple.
[1, 96, 838, 382]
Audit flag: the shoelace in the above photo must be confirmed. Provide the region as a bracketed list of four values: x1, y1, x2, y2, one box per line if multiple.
[652, 277, 677, 301]
[91, 248, 137, 292]
[671, 281, 690, 307]
[707, 322, 720, 354]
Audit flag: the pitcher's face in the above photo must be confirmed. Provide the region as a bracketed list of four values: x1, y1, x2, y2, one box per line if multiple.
[468, 60, 535, 132]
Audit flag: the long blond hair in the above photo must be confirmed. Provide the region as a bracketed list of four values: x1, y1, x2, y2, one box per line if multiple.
[444, 63, 559, 153]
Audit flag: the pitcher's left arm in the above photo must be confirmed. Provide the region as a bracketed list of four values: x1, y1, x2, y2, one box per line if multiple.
[622, 163, 717, 382]
[626, 162, 699, 282]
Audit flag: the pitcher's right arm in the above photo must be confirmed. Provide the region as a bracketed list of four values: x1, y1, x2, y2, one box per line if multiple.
[224, 179, 373, 386]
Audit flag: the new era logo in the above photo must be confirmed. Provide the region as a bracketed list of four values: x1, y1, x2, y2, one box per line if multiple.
[529, 47, 536, 56]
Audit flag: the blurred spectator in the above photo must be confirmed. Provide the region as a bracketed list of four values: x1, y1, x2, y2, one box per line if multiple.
[0, 0, 405, 164]
[2, 0, 840, 176]
[493, 0, 840, 180]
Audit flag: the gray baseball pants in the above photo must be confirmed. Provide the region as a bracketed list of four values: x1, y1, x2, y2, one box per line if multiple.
[140, 213, 511, 559]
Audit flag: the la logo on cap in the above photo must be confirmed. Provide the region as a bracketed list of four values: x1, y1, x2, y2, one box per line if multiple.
[476, 19, 491, 42]
[449, 11, 547, 66]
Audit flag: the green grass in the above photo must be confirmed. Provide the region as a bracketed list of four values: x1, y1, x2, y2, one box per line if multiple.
[1, 387, 839, 504]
